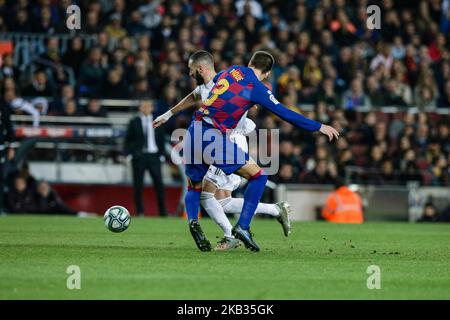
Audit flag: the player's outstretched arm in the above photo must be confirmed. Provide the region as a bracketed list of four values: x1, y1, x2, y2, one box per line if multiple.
[153, 91, 199, 128]
[251, 83, 339, 141]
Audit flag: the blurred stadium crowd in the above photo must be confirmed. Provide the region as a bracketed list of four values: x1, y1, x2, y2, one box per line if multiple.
[0, 0, 449, 186]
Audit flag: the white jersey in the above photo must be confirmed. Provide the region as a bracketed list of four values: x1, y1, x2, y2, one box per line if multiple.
[194, 80, 255, 191]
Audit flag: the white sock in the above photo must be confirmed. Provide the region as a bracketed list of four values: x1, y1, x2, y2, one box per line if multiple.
[219, 197, 280, 217]
[200, 192, 233, 237]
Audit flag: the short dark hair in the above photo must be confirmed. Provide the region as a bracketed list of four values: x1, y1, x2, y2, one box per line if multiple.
[249, 51, 275, 73]
[189, 50, 214, 66]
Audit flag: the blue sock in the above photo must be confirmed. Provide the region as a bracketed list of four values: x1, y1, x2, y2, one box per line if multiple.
[237, 171, 268, 230]
[185, 187, 201, 221]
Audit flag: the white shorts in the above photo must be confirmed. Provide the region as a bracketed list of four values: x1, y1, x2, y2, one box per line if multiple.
[204, 166, 242, 191]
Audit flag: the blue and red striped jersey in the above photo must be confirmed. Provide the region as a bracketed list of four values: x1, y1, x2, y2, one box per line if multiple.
[194, 65, 322, 133]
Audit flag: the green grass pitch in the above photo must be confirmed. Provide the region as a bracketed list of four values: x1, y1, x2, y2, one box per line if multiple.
[1, 215, 450, 299]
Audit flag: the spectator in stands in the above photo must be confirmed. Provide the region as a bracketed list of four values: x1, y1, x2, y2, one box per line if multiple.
[6, 176, 37, 213]
[4, 88, 40, 127]
[0, 97, 15, 215]
[50, 84, 75, 115]
[391, 36, 406, 60]
[60, 99, 80, 117]
[21, 69, 53, 97]
[130, 78, 151, 100]
[279, 140, 302, 178]
[383, 79, 409, 106]
[317, 77, 339, 107]
[377, 160, 398, 185]
[436, 122, 450, 154]
[11, 9, 31, 32]
[365, 75, 383, 107]
[276, 66, 301, 97]
[368, 144, 385, 172]
[392, 61, 414, 105]
[415, 85, 437, 109]
[273, 164, 297, 184]
[35, 180, 78, 215]
[157, 84, 182, 132]
[84, 98, 107, 118]
[370, 41, 393, 77]
[126, 9, 147, 36]
[38, 37, 61, 65]
[101, 68, 129, 99]
[437, 80, 450, 108]
[0, 15, 6, 33]
[124, 100, 168, 217]
[6, 162, 34, 193]
[62, 36, 86, 78]
[330, 9, 357, 47]
[399, 160, 423, 185]
[301, 56, 322, 102]
[138, 0, 163, 30]
[301, 159, 336, 185]
[104, 13, 127, 42]
[78, 47, 106, 97]
[430, 154, 449, 186]
[417, 202, 439, 222]
[0, 53, 20, 82]
[84, 7, 102, 34]
[341, 78, 370, 110]
[321, 179, 364, 224]
[33, 5, 55, 33]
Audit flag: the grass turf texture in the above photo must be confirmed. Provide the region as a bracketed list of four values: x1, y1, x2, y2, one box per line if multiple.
[1, 215, 450, 299]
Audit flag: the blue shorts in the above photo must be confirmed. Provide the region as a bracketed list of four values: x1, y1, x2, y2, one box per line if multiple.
[183, 120, 249, 182]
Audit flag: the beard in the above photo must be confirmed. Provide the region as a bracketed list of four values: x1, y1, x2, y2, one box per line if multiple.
[193, 71, 204, 85]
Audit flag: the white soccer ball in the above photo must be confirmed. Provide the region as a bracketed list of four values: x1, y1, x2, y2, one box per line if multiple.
[104, 205, 131, 233]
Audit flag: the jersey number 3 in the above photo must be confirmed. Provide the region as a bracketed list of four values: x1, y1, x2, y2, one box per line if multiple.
[204, 78, 230, 106]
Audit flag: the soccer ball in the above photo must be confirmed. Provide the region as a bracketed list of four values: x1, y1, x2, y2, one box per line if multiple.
[104, 205, 131, 233]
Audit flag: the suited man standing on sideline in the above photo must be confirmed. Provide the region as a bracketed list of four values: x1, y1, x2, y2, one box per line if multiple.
[124, 100, 168, 217]
[1, 103, 16, 214]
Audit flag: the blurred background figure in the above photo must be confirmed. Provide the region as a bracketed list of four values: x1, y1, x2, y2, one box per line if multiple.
[124, 100, 167, 217]
[417, 201, 450, 223]
[6, 175, 37, 214]
[35, 180, 78, 215]
[417, 202, 440, 222]
[322, 179, 364, 224]
[0, 100, 16, 214]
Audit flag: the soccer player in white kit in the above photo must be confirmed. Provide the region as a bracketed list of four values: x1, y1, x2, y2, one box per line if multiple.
[154, 51, 291, 251]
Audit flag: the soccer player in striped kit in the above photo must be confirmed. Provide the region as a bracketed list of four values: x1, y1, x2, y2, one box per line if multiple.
[154, 51, 291, 251]
[156, 50, 339, 251]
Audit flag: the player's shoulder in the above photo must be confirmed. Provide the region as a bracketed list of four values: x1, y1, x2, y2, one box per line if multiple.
[228, 65, 256, 78]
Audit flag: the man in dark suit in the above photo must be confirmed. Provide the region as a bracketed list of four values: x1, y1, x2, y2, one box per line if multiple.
[1, 103, 16, 214]
[124, 100, 168, 216]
